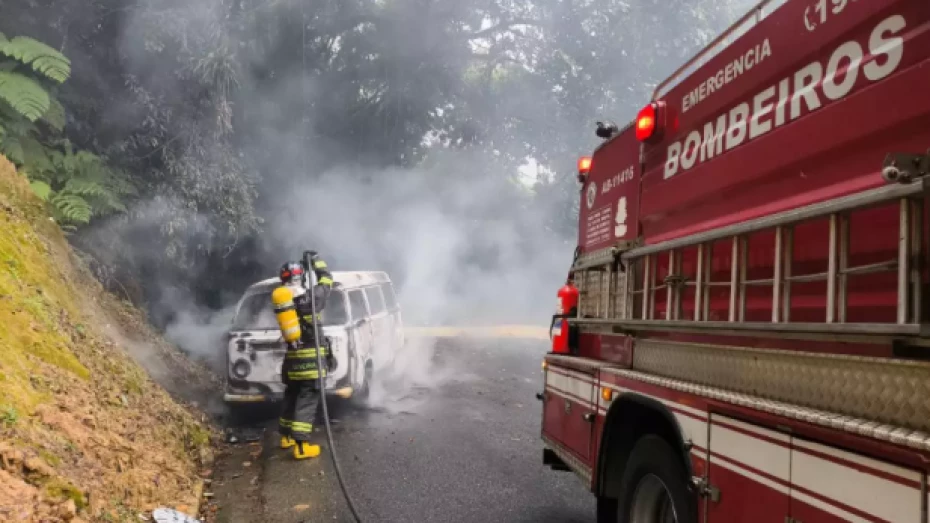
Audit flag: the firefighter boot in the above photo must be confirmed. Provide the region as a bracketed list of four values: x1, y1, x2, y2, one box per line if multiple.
[280, 436, 296, 449]
[293, 442, 321, 460]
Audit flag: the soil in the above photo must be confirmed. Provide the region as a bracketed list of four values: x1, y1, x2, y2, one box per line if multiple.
[0, 153, 221, 522]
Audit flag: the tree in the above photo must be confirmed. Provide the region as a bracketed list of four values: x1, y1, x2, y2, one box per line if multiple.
[0, 30, 133, 226]
[0, 0, 760, 317]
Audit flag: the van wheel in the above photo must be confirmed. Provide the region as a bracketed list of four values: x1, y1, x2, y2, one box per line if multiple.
[612, 435, 696, 523]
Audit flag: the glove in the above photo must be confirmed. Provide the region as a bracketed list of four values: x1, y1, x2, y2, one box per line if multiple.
[300, 250, 317, 272]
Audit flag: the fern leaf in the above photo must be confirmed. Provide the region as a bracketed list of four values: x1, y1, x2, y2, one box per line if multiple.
[20, 136, 54, 176]
[1, 136, 23, 164]
[50, 193, 91, 224]
[29, 180, 51, 201]
[42, 96, 65, 131]
[62, 178, 110, 198]
[0, 36, 71, 83]
[84, 192, 127, 216]
[0, 71, 49, 121]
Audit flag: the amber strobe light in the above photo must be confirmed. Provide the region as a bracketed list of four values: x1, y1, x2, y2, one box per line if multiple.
[578, 156, 593, 182]
[601, 387, 613, 402]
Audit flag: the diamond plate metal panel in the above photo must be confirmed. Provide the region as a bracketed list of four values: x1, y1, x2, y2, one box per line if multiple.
[633, 340, 930, 434]
[602, 366, 930, 453]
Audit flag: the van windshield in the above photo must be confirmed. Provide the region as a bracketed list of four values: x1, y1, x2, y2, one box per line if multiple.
[232, 289, 348, 331]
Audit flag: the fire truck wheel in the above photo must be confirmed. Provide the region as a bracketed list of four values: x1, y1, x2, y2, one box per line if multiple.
[614, 435, 696, 523]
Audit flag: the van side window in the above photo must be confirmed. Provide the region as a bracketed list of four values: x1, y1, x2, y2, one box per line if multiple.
[322, 290, 348, 325]
[381, 283, 398, 310]
[365, 287, 386, 315]
[348, 290, 368, 320]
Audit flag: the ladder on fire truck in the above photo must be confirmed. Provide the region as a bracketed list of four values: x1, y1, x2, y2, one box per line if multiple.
[572, 168, 930, 340]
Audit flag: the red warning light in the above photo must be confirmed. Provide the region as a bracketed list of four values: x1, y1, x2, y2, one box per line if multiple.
[636, 103, 658, 142]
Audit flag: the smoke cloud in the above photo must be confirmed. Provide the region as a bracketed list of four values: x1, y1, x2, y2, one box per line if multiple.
[70, 0, 753, 410]
[266, 150, 575, 326]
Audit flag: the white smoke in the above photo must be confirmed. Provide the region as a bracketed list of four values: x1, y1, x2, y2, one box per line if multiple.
[267, 150, 574, 327]
[255, 149, 572, 407]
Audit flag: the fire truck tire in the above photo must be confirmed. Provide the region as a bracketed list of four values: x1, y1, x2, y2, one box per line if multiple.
[612, 435, 696, 523]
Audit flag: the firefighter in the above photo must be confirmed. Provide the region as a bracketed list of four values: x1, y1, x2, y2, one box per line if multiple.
[272, 251, 334, 460]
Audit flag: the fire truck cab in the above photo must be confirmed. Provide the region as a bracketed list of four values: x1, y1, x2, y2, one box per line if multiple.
[540, 1, 930, 522]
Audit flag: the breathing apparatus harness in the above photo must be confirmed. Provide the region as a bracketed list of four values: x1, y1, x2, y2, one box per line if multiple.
[300, 250, 363, 523]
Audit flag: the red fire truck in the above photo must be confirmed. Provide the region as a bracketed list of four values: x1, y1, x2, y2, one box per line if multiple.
[539, 1, 930, 522]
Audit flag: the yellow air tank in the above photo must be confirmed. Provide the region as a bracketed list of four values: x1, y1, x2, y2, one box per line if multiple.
[271, 286, 302, 343]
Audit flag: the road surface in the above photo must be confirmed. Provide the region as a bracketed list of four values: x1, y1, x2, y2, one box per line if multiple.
[210, 337, 596, 523]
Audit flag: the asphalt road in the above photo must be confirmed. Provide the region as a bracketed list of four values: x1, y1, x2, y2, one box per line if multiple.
[213, 337, 596, 523]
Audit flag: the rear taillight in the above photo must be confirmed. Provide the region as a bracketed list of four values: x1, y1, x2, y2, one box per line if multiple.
[635, 102, 664, 143]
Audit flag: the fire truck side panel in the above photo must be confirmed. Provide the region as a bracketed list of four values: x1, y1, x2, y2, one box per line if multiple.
[640, 0, 930, 246]
[545, 351, 930, 522]
[577, 332, 633, 367]
[543, 0, 930, 520]
[632, 0, 930, 330]
[578, 125, 641, 255]
[789, 437, 925, 522]
[542, 362, 599, 477]
[706, 414, 792, 523]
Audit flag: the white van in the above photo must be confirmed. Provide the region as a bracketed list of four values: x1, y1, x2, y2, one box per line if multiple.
[223, 271, 404, 408]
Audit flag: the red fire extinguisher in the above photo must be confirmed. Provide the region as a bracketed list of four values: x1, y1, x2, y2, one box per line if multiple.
[550, 276, 579, 354]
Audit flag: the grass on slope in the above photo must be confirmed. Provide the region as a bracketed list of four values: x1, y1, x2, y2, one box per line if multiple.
[0, 154, 214, 522]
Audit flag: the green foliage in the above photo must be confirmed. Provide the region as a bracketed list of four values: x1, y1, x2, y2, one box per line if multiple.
[1, 404, 18, 427]
[0, 35, 71, 83]
[0, 71, 49, 122]
[1, 135, 24, 164]
[25, 142, 135, 225]
[0, 32, 68, 123]
[29, 180, 51, 200]
[0, 31, 129, 227]
[50, 194, 91, 224]
[42, 97, 65, 131]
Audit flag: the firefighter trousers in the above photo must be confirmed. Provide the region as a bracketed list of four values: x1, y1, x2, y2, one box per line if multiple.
[278, 385, 319, 442]
[278, 345, 328, 442]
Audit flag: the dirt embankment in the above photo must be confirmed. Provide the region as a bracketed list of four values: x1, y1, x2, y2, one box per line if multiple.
[0, 154, 219, 522]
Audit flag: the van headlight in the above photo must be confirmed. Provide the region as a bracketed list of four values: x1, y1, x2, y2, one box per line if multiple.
[232, 359, 251, 379]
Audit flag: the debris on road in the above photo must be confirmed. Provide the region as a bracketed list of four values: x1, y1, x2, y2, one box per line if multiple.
[153, 507, 201, 523]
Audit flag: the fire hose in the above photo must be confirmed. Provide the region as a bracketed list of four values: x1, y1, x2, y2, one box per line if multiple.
[303, 251, 364, 523]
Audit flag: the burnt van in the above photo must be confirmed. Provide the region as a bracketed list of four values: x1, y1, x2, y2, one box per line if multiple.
[223, 271, 404, 409]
